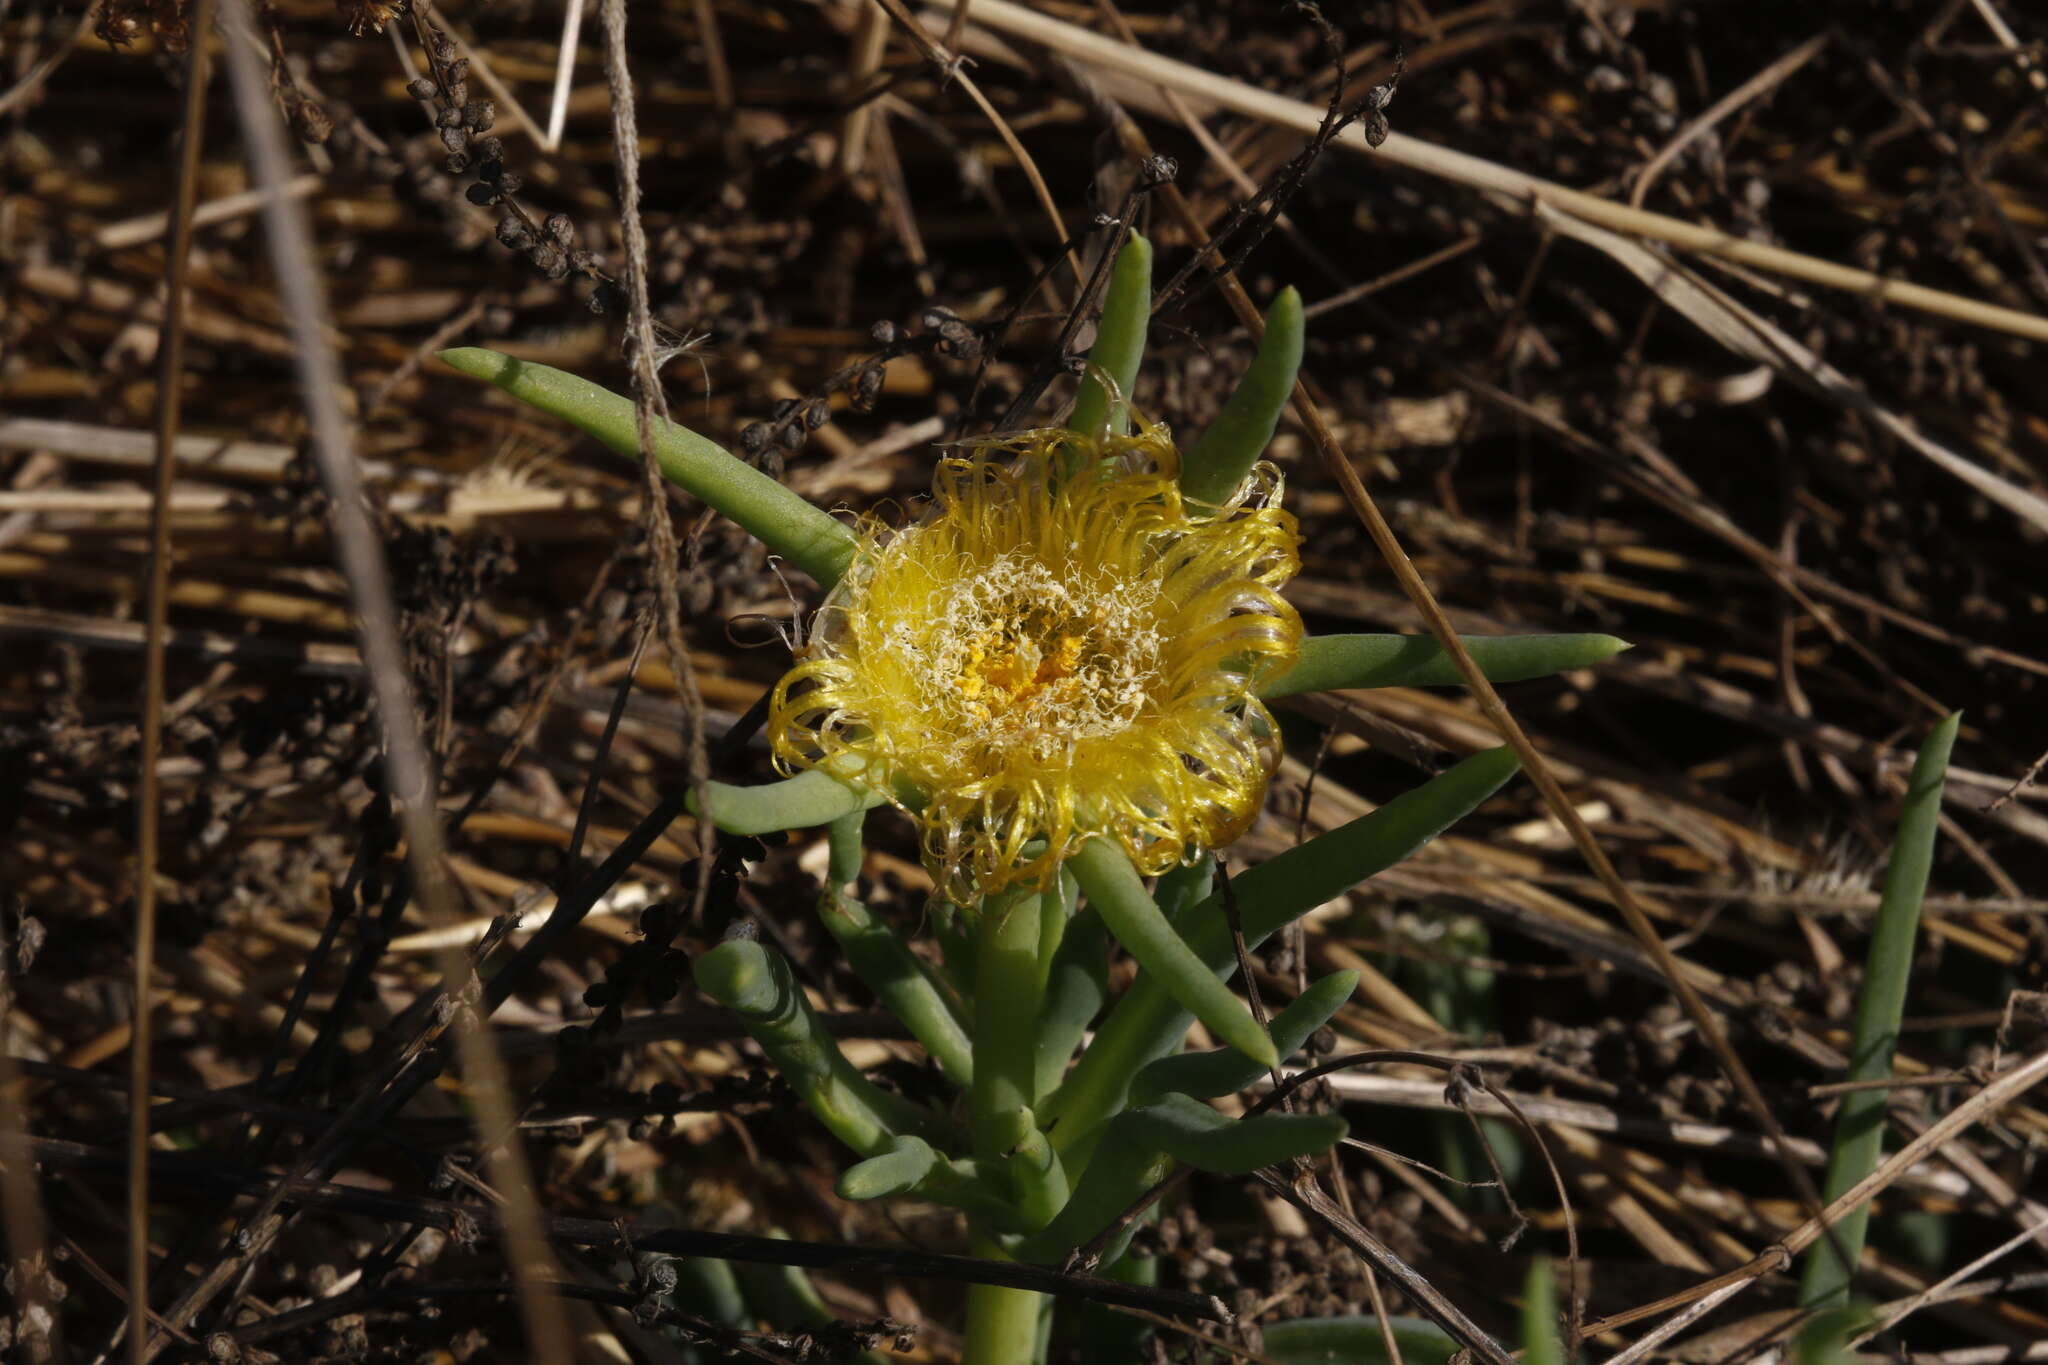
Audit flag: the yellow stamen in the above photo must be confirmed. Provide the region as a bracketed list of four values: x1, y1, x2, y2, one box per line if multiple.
[769, 418, 1303, 900]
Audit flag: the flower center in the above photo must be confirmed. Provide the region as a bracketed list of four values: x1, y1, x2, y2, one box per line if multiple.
[908, 553, 1163, 760]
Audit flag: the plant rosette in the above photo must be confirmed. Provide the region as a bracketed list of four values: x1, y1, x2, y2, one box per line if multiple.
[441, 233, 1627, 1365]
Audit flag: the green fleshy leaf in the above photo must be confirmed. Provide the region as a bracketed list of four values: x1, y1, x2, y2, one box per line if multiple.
[1154, 855, 1215, 926]
[1264, 633, 1631, 699]
[1256, 1317, 1459, 1365]
[1067, 235, 1152, 439]
[1013, 1123, 1168, 1266]
[1182, 287, 1303, 508]
[1521, 1259, 1566, 1365]
[1069, 839, 1280, 1070]
[1793, 1307, 1876, 1365]
[837, 1135, 938, 1201]
[1131, 970, 1358, 1106]
[438, 347, 858, 586]
[1047, 746, 1521, 1151]
[820, 875, 975, 1086]
[1033, 907, 1109, 1101]
[693, 937, 940, 1157]
[1016, 1096, 1343, 1263]
[1126, 1092, 1345, 1175]
[1800, 713, 1959, 1308]
[688, 768, 884, 836]
[731, 1241, 892, 1365]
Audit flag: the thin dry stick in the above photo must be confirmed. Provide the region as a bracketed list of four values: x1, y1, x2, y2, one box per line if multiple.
[0, 0, 103, 118]
[0, 975, 53, 1363]
[1854, 1212, 2048, 1346]
[870, 0, 1081, 288]
[960, 0, 2048, 345]
[692, 0, 734, 110]
[95, 174, 322, 250]
[839, 0, 891, 177]
[544, 0, 586, 151]
[1590, 1047, 2048, 1362]
[600, 0, 714, 916]
[130, 7, 214, 1357]
[1630, 32, 1829, 209]
[940, 0, 976, 54]
[1965, 0, 2022, 48]
[207, 2, 575, 1359]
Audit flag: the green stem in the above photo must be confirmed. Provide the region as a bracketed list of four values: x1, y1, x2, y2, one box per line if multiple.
[972, 888, 1045, 1158]
[972, 887, 1070, 1231]
[962, 1235, 1048, 1365]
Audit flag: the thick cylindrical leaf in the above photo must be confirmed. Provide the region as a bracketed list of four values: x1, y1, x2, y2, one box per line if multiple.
[1016, 1097, 1343, 1264]
[820, 812, 974, 1086]
[1263, 633, 1630, 699]
[671, 1256, 748, 1329]
[1046, 747, 1520, 1151]
[1067, 235, 1152, 439]
[1258, 1316, 1459, 1365]
[1069, 839, 1279, 1070]
[1035, 868, 1078, 992]
[1033, 907, 1109, 1101]
[821, 888, 974, 1085]
[689, 768, 883, 836]
[1800, 712, 1959, 1308]
[1521, 1259, 1565, 1365]
[1124, 1093, 1344, 1174]
[1013, 1119, 1168, 1266]
[970, 888, 1072, 1229]
[972, 888, 1047, 1156]
[837, 1135, 938, 1201]
[1182, 287, 1303, 508]
[732, 1240, 891, 1365]
[1131, 970, 1358, 1106]
[693, 937, 939, 1157]
[1154, 855, 1214, 926]
[438, 347, 857, 586]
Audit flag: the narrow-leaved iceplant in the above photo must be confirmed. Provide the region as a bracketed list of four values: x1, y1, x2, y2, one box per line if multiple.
[442, 236, 1628, 1363]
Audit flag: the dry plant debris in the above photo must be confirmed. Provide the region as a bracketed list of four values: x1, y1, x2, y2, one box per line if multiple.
[2, 0, 2047, 1361]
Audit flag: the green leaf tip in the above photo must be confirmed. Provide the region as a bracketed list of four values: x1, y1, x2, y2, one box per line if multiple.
[437, 346, 857, 586]
[1264, 632, 1630, 699]
[1183, 286, 1304, 508]
[1068, 233, 1153, 439]
[837, 1136, 938, 1201]
[1130, 969, 1357, 1107]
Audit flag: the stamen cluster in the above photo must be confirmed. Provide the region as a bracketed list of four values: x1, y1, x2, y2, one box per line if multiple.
[770, 420, 1303, 898]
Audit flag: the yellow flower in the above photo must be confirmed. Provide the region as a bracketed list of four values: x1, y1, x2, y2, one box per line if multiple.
[769, 418, 1303, 900]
